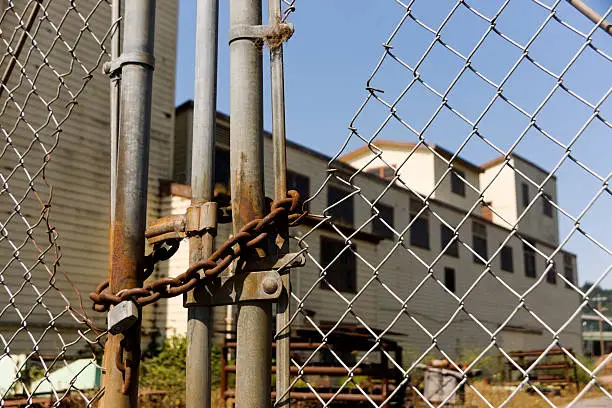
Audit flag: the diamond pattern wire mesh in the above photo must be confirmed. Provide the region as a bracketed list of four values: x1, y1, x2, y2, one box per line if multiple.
[0, 1, 114, 406]
[282, 1, 612, 407]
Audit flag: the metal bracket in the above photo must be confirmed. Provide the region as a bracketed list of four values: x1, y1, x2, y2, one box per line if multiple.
[228, 23, 294, 44]
[185, 201, 217, 235]
[145, 201, 218, 244]
[103, 51, 156, 77]
[184, 252, 305, 307]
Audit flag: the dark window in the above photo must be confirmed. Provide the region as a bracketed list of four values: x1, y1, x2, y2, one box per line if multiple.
[500, 246, 514, 272]
[522, 183, 530, 207]
[287, 170, 310, 211]
[472, 221, 487, 264]
[440, 224, 459, 257]
[546, 264, 557, 284]
[410, 199, 429, 249]
[451, 170, 466, 196]
[319, 237, 356, 293]
[444, 268, 456, 293]
[523, 242, 537, 278]
[563, 253, 575, 288]
[327, 185, 354, 227]
[372, 203, 394, 239]
[214, 148, 230, 192]
[543, 193, 553, 217]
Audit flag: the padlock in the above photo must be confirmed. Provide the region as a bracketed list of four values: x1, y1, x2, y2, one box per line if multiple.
[107, 300, 139, 335]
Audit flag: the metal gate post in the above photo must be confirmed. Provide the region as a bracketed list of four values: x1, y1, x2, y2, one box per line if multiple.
[186, 0, 219, 407]
[229, 0, 271, 407]
[102, 0, 156, 406]
[269, 0, 291, 406]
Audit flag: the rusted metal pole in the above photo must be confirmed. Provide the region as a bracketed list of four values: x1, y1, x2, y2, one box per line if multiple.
[269, 0, 291, 406]
[102, 0, 156, 406]
[185, 0, 219, 407]
[229, 0, 271, 407]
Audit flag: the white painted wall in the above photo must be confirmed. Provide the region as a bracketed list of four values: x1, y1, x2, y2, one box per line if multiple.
[480, 159, 519, 229]
[512, 157, 559, 246]
[345, 147, 436, 198]
[432, 157, 481, 214]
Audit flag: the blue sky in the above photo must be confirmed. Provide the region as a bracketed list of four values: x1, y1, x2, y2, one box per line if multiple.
[174, 0, 611, 287]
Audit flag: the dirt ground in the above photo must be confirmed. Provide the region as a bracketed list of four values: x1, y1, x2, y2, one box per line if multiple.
[464, 381, 611, 408]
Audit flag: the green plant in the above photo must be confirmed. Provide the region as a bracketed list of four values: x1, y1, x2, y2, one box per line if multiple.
[139, 335, 222, 407]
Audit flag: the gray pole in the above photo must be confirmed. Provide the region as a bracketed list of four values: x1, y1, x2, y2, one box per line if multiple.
[110, 0, 120, 223]
[186, 0, 219, 407]
[229, 0, 271, 407]
[269, 1, 291, 406]
[102, 0, 156, 406]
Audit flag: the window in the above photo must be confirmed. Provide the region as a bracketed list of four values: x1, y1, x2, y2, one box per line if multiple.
[327, 185, 354, 227]
[563, 253, 575, 288]
[287, 170, 310, 211]
[319, 237, 356, 293]
[451, 170, 466, 196]
[440, 224, 459, 257]
[542, 192, 553, 217]
[523, 242, 536, 278]
[444, 268, 456, 293]
[472, 221, 487, 264]
[214, 148, 230, 192]
[410, 199, 429, 249]
[546, 264, 557, 284]
[501, 246, 514, 272]
[372, 203, 394, 239]
[521, 183, 530, 207]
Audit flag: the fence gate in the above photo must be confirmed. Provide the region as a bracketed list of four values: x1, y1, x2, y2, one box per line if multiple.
[1, 0, 611, 408]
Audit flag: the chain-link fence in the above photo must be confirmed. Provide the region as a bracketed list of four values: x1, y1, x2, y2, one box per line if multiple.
[2, 0, 611, 407]
[281, 0, 612, 407]
[0, 0, 114, 406]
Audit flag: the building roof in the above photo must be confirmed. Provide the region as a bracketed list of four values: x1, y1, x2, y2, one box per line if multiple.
[338, 140, 483, 173]
[481, 153, 556, 178]
[339, 139, 555, 177]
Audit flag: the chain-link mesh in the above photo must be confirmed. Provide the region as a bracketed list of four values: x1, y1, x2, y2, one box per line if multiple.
[0, 1, 114, 406]
[282, 1, 612, 407]
[281, 0, 297, 22]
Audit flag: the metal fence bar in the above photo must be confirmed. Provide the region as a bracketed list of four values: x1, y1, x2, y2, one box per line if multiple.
[567, 0, 612, 35]
[109, 0, 121, 224]
[269, 0, 291, 405]
[185, 0, 219, 407]
[102, 0, 157, 406]
[229, 0, 271, 407]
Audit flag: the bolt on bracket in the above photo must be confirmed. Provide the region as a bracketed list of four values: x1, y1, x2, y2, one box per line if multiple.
[184, 252, 305, 307]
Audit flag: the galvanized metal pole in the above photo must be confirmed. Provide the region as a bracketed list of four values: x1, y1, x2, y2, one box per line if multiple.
[186, 0, 219, 407]
[269, 0, 291, 406]
[110, 0, 121, 223]
[102, 0, 156, 406]
[567, 0, 612, 36]
[229, 0, 271, 407]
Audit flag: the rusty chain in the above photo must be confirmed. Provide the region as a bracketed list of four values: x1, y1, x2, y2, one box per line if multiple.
[90, 190, 306, 312]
